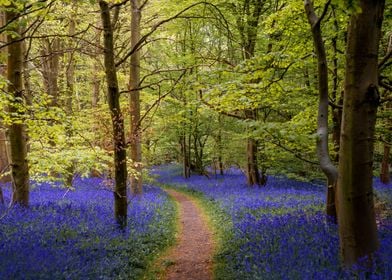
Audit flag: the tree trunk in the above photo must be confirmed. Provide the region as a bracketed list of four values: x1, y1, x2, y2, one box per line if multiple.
[192, 133, 206, 175]
[337, 0, 385, 266]
[217, 125, 224, 175]
[380, 144, 390, 184]
[129, 0, 143, 195]
[246, 137, 264, 186]
[99, 0, 128, 229]
[0, 185, 3, 205]
[92, 63, 101, 107]
[65, 4, 76, 187]
[331, 5, 342, 163]
[40, 37, 60, 106]
[6, 8, 30, 207]
[92, 20, 102, 108]
[332, 99, 342, 162]
[0, 130, 9, 183]
[239, 1, 264, 187]
[181, 134, 190, 178]
[244, 108, 264, 186]
[305, 0, 338, 221]
[0, 13, 10, 183]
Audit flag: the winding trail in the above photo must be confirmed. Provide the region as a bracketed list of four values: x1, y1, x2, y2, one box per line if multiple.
[162, 189, 214, 280]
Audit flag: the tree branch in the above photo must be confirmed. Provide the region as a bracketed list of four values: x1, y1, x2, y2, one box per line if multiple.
[199, 91, 245, 120]
[115, 1, 229, 67]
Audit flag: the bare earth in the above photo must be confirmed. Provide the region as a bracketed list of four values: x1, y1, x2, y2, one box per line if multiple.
[163, 189, 214, 280]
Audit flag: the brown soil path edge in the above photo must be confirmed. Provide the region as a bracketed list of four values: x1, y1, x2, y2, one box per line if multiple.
[162, 189, 214, 280]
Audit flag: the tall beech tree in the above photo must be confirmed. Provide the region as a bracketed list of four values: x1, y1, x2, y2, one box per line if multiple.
[239, 0, 265, 186]
[129, 0, 143, 195]
[304, 0, 338, 220]
[6, 6, 30, 206]
[337, 0, 385, 266]
[99, 0, 128, 228]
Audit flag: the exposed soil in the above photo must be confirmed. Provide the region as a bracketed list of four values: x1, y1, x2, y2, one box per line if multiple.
[162, 189, 214, 280]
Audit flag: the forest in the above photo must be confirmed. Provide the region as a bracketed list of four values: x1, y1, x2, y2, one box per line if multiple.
[0, 0, 391, 279]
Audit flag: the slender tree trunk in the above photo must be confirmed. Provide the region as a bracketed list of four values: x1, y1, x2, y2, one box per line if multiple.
[0, 13, 10, 184]
[239, 1, 264, 187]
[245, 109, 264, 186]
[0, 130, 9, 183]
[246, 137, 261, 186]
[305, 0, 338, 220]
[99, 0, 128, 229]
[181, 134, 190, 178]
[337, 0, 385, 266]
[65, 5, 76, 187]
[92, 20, 102, 108]
[129, 0, 142, 195]
[331, 5, 342, 163]
[0, 185, 3, 205]
[332, 98, 342, 162]
[92, 63, 101, 107]
[22, 42, 32, 107]
[380, 144, 390, 184]
[40, 37, 60, 106]
[217, 117, 224, 175]
[6, 8, 30, 207]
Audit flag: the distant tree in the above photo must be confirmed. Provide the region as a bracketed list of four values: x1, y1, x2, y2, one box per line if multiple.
[337, 0, 385, 266]
[99, 0, 128, 228]
[236, 0, 265, 186]
[39, 37, 60, 107]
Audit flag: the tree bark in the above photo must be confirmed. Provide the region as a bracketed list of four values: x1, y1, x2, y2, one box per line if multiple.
[245, 109, 265, 186]
[129, 0, 143, 195]
[181, 134, 190, 178]
[0, 13, 10, 184]
[6, 8, 30, 207]
[65, 3, 77, 188]
[246, 137, 261, 186]
[92, 19, 102, 108]
[305, 0, 338, 220]
[99, 0, 128, 229]
[217, 116, 224, 175]
[337, 0, 385, 266]
[0, 130, 9, 183]
[40, 37, 60, 106]
[331, 5, 342, 163]
[0, 185, 3, 205]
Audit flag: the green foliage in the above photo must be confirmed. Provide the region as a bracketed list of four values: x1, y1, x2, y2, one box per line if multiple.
[0, 0, 390, 186]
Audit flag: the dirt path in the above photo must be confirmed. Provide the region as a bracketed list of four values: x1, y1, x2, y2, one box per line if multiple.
[162, 189, 214, 280]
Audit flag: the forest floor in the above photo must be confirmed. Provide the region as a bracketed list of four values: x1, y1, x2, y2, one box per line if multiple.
[157, 189, 215, 280]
